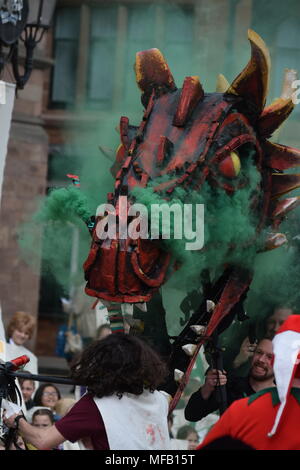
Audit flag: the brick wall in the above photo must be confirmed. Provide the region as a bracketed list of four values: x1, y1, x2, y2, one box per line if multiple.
[0, 120, 49, 351]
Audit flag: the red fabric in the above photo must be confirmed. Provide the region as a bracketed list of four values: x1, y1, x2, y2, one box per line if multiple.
[276, 314, 300, 335]
[198, 392, 300, 450]
[55, 393, 109, 450]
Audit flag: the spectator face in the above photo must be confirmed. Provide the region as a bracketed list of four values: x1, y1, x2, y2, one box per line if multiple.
[187, 431, 199, 450]
[11, 328, 30, 345]
[250, 339, 274, 382]
[33, 415, 53, 428]
[265, 308, 292, 339]
[21, 380, 35, 402]
[41, 386, 59, 409]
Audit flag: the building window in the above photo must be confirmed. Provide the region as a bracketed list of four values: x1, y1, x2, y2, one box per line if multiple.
[51, 7, 80, 108]
[87, 5, 118, 109]
[51, 3, 195, 111]
[163, 4, 194, 83]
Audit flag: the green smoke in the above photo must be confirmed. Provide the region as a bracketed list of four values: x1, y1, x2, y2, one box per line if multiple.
[17, 1, 300, 358]
[36, 186, 91, 224]
[18, 187, 91, 291]
[245, 204, 300, 316]
[132, 155, 262, 291]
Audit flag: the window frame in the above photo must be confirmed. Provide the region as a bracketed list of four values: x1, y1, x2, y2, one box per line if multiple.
[50, 1, 198, 111]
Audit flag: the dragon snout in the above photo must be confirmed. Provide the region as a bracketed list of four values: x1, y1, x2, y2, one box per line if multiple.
[84, 207, 171, 303]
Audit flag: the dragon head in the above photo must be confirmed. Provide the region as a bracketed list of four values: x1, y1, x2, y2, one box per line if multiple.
[84, 30, 300, 312]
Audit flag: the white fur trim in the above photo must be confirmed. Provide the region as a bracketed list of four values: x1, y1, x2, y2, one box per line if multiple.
[268, 330, 300, 436]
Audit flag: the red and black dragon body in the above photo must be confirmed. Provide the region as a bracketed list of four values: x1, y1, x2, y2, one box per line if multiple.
[83, 30, 300, 409]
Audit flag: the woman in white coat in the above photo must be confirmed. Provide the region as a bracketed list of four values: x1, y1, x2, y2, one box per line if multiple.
[5, 311, 38, 375]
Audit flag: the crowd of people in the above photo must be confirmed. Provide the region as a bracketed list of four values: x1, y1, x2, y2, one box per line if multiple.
[0, 304, 299, 450]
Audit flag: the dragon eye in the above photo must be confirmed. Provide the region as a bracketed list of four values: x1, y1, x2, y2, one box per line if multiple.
[219, 151, 241, 178]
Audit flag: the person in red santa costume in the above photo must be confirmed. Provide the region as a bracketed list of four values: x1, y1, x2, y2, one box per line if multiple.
[198, 315, 300, 450]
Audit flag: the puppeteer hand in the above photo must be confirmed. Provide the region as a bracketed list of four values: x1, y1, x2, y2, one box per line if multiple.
[201, 369, 227, 400]
[3, 411, 22, 429]
[233, 336, 257, 369]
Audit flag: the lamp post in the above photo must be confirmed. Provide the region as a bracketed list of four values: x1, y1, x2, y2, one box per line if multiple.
[0, 0, 56, 89]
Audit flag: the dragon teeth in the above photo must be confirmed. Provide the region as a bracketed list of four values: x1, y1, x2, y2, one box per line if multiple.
[265, 233, 287, 250]
[174, 369, 184, 382]
[121, 303, 134, 316]
[135, 302, 147, 312]
[182, 344, 197, 356]
[206, 300, 215, 312]
[190, 325, 206, 335]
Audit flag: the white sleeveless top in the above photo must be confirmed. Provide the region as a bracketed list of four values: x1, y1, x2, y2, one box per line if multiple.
[79, 390, 171, 450]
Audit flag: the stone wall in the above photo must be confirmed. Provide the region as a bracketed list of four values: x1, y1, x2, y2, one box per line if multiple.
[0, 120, 49, 350]
[0, 34, 53, 351]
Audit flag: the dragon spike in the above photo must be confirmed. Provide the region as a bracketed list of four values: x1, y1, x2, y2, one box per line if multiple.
[173, 76, 204, 127]
[135, 48, 176, 106]
[135, 302, 147, 312]
[265, 233, 287, 251]
[206, 300, 215, 312]
[216, 74, 230, 93]
[258, 98, 294, 138]
[264, 141, 300, 171]
[272, 197, 300, 219]
[261, 69, 298, 139]
[190, 325, 206, 335]
[271, 173, 300, 198]
[174, 369, 185, 382]
[182, 344, 197, 356]
[227, 29, 271, 114]
[120, 116, 130, 149]
[121, 303, 134, 316]
[157, 136, 174, 167]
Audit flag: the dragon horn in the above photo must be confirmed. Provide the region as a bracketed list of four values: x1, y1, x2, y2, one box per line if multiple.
[135, 48, 176, 107]
[258, 69, 297, 137]
[264, 141, 300, 170]
[271, 173, 300, 198]
[258, 98, 294, 138]
[173, 76, 204, 127]
[272, 197, 300, 219]
[227, 29, 271, 114]
[216, 74, 230, 93]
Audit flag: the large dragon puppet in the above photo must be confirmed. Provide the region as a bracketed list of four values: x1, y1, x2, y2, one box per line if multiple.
[82, 30, 300, 409]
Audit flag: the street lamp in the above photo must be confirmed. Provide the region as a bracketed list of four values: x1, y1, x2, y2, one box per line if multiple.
[0, 0, 56, 89]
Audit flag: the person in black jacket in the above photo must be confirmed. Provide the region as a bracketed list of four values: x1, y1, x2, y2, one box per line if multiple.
[185, 338, 275, 422]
